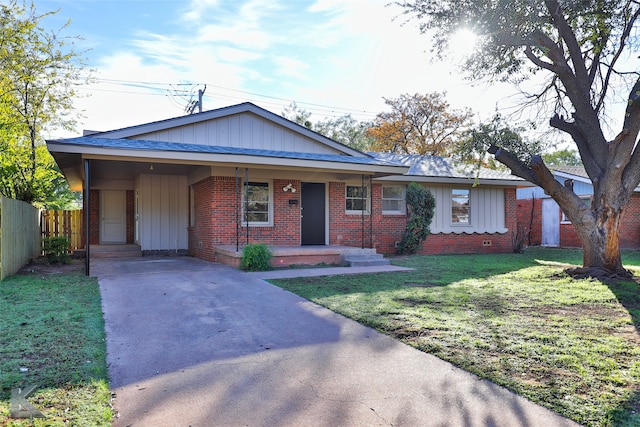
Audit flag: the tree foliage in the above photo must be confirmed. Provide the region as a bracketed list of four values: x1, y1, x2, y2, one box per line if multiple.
[457, 113, 547, 170]
[367, 92, 472, 156]
[0, 1, 85, 207]
[282, 102, 373, 151]
[397, 182, 435, 254]
[542, 149, 582, 167]
[398, 0, 640, 276]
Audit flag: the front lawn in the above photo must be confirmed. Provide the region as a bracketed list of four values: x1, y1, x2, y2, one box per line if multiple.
[0, 265, 112, 426]
[271, 247, 640, 427]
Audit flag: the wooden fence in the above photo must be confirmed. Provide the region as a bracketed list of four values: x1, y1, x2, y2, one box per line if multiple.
[0, 197, 40, 280]
[40, 209, 83, 251]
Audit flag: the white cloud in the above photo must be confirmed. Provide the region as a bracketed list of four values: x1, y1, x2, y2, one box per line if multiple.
[59, 0, 530, 139]
[272, 55, 310, 79]
[182, 0, 220, 23]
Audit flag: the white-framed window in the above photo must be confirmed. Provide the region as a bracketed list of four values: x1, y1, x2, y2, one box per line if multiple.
[451, 188, 470, 225]
[382, 185, 405, 214]
[561, 196, 591, 223]
[346, 185, 370, 213]
[242, 181, 273, 226]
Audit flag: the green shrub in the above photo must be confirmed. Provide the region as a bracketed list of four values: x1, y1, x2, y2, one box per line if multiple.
[240, 243, 272, 271]
[397, 182, 436, 254]
[42, 236, 71, 264]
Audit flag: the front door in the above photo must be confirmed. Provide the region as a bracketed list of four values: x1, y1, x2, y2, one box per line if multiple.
[101, 190, 126, 244]
[541, 198, 560, 247]
[301, 182, 326, 245]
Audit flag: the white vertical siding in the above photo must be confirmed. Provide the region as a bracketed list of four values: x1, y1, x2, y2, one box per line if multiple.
[422, 184, 507, 234]
[131, 113, 344, 155]
[138, 174, 188, 251]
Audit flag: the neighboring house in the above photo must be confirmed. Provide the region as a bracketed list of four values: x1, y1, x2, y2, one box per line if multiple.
[516, 165, 640, 248]
[46, 102, 528, 267]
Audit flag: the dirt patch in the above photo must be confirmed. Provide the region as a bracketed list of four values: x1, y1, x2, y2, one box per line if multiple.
[17, 257, 85, 276]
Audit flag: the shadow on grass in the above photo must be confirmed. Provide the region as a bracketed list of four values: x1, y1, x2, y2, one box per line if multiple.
[602, 276, 640, 426]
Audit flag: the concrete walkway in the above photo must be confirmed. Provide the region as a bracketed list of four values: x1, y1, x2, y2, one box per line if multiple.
[94, 257, 580, 427]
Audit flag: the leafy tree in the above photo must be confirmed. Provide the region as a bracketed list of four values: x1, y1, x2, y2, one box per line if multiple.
[398, 0, 640, 277]
[397, 182, 435, 254]
[282, 102, 373, 151]
[458, 113, 547, 170]
[367, 92, 473, 156]
[0, 1, 85, 207]
[281, 102, 313, 129]
[542, 149, 582, 167]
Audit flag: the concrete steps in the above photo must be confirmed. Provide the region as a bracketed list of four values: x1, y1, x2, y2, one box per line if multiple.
[89, 244, 142, 259]
[342, 252, 390, 267]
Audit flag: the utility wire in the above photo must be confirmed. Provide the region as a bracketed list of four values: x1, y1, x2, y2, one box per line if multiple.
[84, 77, 379, 120]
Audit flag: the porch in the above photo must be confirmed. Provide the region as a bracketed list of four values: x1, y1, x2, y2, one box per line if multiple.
[214, 245, 390, 268]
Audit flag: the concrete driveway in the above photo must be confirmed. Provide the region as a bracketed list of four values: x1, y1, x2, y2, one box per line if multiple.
[94, 257, 579, 427]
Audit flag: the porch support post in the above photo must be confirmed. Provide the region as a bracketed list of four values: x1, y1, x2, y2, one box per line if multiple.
[369, 175, 373, 249]
[235, 167, 239, 252]
[83, 159, 91, 276]
[361, 174, 365, 249]
[245, 168, 249, 245]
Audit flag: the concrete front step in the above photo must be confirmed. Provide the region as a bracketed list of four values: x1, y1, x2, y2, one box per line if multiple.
[89, 245, 142, 259]
[342, 253, 391, 267]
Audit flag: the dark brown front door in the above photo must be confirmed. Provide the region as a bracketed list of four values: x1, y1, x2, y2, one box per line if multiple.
[301, 182, 325, 245]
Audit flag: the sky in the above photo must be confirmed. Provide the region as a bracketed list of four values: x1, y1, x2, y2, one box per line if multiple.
[35, 0, 558, 139]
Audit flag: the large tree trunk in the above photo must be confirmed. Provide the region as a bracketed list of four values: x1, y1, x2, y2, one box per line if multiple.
[574, 206, 626, 276]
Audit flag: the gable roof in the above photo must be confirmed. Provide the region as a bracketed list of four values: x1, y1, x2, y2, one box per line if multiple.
[369, 152, 530, 187]
[88, 102, 366, 158]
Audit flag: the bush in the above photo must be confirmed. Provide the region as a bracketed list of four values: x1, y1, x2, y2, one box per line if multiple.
[397, 182, 436, 255]
[42, 236, 71, 264]
[240, 244, 272, 271]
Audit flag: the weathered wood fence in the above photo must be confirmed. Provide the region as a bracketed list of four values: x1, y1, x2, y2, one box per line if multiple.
[40, 209, 83, 251]
[0, 197, 40, 280]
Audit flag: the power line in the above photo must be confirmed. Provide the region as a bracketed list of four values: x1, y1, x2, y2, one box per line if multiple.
[86, 77, 379, 120]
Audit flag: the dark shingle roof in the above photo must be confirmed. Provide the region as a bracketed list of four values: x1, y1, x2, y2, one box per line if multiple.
[50, 136, 404, 167]
[368, 152, 523, 181]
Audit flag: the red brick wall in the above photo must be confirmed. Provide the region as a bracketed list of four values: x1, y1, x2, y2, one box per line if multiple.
[189, 177, 521, 258]
[516, 197, 542, 246]
[415, 188, 516, 255]
[327, 183, 518, 255]
[188, 177, 302, 261]
[559, 194, 640, 249]
[620, 195, 640, 248]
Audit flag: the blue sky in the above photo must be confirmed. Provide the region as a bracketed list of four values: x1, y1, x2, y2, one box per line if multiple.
[37, 0, 523, 137]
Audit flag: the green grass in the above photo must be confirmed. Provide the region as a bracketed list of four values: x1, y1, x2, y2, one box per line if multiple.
[272, 247, 640, 427]
[0, 269, 112, 426]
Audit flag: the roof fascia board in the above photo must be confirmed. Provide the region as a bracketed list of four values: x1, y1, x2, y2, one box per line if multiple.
[377, 175, 528, 187]
[554, 170, 591, 184]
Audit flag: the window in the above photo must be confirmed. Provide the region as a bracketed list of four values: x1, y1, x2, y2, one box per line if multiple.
[451, 189, 470, 224]
[243, 181, 272, 225]
[382, 186, 405, 214]
[346, 185, 369, 213]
